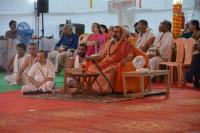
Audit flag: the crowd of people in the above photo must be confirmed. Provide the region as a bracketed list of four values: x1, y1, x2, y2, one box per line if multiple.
[3, 18, 200, 95]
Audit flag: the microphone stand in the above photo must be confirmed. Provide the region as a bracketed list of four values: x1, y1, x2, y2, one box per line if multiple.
[41, 13, 44, 37]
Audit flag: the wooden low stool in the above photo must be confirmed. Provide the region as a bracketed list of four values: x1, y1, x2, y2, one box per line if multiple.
[64, 68, 99, 96]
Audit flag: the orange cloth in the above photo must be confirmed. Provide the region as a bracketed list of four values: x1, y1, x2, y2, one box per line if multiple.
[115, 48, 149, 93]
[128, 36, 137, 46]
[87, 26, 134, 94]
[103, 33, 110, 42]
[86, 60, 93, 71]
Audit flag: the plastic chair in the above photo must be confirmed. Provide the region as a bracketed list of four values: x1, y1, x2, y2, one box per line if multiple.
[181, 38, 196, 83]
[159, 38, 186, 85]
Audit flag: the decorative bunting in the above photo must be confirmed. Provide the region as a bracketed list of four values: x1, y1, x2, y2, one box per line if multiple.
[172, 1, 183, 38]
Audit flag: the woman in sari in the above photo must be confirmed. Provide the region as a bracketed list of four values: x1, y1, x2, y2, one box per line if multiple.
[83, 23, 105, 56]
[189, 19, 200, 41]
[100, 24, 109, 42]
[185, 19, 200, 88]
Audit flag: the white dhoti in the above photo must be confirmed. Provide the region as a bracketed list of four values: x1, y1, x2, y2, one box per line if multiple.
[21, 61, 55, 94]
[5, 73, 28, 84]
[5, 73, 18, 84]
[48, 50, 71, 72]
[149, 56, 161, 70]
[4, 54, 29, 84]
[66, 55, 82, 88]
[149, 56, 168, 70]
[21, 81, 54, 93]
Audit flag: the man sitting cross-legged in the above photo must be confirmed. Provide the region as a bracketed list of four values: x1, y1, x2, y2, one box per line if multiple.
[5, 43, 29, 84]
[67, 43, 88, 88]
[21, 50, 55, 95]
[16, 43, 38, 84]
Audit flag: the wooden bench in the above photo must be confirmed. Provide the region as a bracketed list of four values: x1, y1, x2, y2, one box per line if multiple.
[122, 70, 170, 98]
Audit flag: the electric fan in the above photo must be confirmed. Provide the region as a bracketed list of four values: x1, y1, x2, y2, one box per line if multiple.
[17, 22, 33, 44]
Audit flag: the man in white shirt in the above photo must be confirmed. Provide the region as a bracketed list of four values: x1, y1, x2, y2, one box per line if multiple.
[148, 20, 174, 70]
[21, 50, 55, 94]
[5, 43, 28, 84]
[73, 43, 88, 68]
[67, 43, 88, 88]
[16, 43, 38, 84]
[136, 20, 155, 52]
